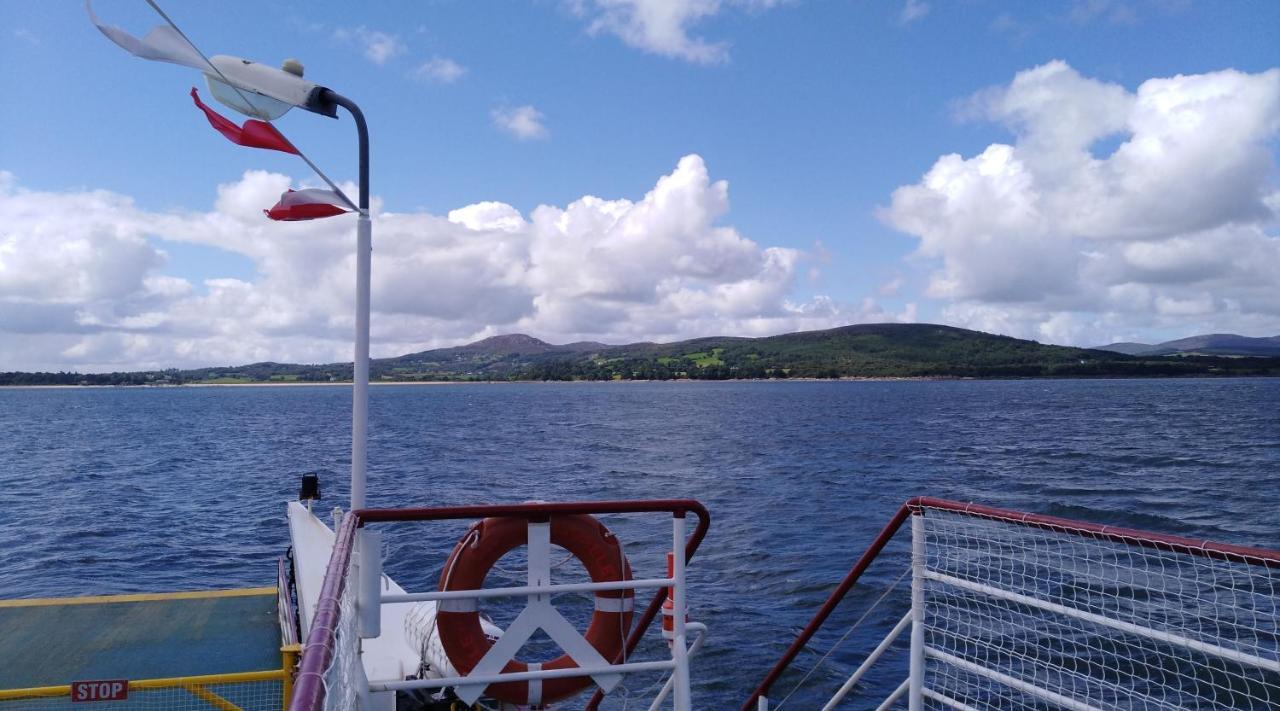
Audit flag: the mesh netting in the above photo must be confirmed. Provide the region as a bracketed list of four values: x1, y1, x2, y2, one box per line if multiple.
[916, 507, 1280, 710]
[318, 553, 362, 711]
[1, 678, 284, 710]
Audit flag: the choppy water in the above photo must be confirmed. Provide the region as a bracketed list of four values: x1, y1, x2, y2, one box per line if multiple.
[1, 378, 1277, 707]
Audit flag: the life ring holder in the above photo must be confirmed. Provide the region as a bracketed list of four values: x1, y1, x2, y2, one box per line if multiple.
[435, 514, 635, 706]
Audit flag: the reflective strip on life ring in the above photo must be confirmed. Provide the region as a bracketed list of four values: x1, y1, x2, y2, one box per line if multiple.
[435, 514, 634, 706]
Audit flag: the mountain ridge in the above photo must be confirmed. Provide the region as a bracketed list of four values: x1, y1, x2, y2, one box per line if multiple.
[1095, 333, 1280, 357]
[5, 323, 1278, 385]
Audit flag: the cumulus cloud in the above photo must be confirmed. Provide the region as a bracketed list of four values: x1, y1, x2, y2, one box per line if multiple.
[333, 27, 406, 65]
[568, 0, 786, 64]
[412, 57, 466, 84]
[0, 158, 907, 372]
[491, 105, 549, 140]
[882, 61, 1280, 345]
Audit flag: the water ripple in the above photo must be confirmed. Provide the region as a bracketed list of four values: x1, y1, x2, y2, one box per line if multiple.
[0, 378, 1276, 706]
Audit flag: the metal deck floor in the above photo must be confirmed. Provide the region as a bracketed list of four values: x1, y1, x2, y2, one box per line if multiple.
[0, 588, 280, 688]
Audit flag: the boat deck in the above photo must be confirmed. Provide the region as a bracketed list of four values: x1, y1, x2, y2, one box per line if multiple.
[0, 587, 281, 688]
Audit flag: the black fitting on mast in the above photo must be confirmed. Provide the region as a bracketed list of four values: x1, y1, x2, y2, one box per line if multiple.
[315, 89, 369, 211]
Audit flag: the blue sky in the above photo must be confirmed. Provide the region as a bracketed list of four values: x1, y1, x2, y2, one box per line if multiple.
[1, 1, 1278, 370]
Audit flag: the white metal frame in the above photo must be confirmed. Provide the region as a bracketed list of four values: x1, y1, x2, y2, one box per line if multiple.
[812, 509, 1280, 710]
[362, 515, 702, 709]
[908, 513, 925, 711]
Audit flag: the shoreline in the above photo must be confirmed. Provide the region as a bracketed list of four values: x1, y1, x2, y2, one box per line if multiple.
[2, 373, 1275, 389]
[0, 377, 939, 389]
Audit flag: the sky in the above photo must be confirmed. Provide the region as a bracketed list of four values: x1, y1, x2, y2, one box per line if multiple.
[1, 0, 1278, 372]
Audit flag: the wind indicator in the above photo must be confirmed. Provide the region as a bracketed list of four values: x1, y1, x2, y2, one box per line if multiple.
[88, 0, 375, 508]
[87, 0, 357, 219]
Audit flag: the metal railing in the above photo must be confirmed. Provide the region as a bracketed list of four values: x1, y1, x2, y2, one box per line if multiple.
[277, 556, 302, 706]
[290, 499, 711, 711]
[0, 669, 286, 710]
[746, 496, 1280, 710]
[291, 511, 361, 711]
[278, 556, 301, 649]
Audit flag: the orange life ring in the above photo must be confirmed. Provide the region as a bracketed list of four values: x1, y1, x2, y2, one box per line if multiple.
[436, 514, 634, 706]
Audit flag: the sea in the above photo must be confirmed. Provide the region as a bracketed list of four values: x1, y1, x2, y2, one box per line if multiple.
[1, 378, 1277, 708]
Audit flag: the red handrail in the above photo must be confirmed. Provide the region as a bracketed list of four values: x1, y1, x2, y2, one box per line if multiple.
[291, 512, 360, 711]
[358, 498, 710, 525]
[910, 496, 1280, 568]
[741, 496, 1280, 710]
[289, 499, 711, 711]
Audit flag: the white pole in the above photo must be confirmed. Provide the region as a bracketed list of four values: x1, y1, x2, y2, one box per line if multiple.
[671, 513, 692, 710]
[357, 528, 382, 638]
[646, 623, 707, 711]
[909, 513, 925, 710]
[351, 213, 371, 510]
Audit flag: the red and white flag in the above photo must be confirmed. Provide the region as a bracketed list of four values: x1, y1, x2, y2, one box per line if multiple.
[88, 2, 357, 221]
[264, 189, 352, 221]
[191, 89, 297, 154]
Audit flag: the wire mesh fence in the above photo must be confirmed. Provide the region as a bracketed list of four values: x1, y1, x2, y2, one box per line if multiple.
[317, 565, 361, 711]
[0, 673, 285, 711]
[917, 506, 1280, 710]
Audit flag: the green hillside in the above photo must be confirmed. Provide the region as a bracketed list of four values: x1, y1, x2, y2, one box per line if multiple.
[520, 323, 1271, 380]
[3, 323, 1278, 386]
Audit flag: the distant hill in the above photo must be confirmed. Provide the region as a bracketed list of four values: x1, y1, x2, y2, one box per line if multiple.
[439, 333, 605, 355]
[518, 323, 1190, 380]
[376, 323, 1136, 381]
[1096, 342, 1155, 356]
[1095, 333, 1280, 357]
[4, 323, 1279, 386]
[377, 333, 607, 380]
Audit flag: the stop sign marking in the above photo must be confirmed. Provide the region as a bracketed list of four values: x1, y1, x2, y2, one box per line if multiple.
[71, 680, 129, 702]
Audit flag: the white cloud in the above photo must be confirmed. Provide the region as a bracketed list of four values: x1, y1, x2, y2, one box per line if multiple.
[879, 275, 905, 296]
[0, 158, 905, 372]
[900, 0, 930, 25]
[412, 57, 467, 84]
[990, 13, 1033, 43]
[333, 27, 406, 65]
[491, 105, 549, 141]
[1066, 0, 1188, 26]
[568, 0, 787, 64]
[882, 61, 1280, 345]
[1069, 0, 1137, 25]
[12, 29, 39, 46]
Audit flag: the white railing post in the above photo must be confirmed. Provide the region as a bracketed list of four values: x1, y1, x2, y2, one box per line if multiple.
[646, 622, 708, 711]
[671, 512, 692, 710]
[822, 611, 913, 711]
[527, 520, 551, 603]
[527, 520, 550, 708]
[357, 528, 382, 639]
[909, 512, 925, 710]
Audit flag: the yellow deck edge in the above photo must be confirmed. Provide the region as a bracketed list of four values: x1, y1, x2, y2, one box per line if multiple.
[0, 669, 284, 700]
[0, 586, 276, 608]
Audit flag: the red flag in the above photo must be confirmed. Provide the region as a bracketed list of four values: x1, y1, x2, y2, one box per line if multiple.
[264, 189, 351, 221]
[190, 88, 298, 154]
